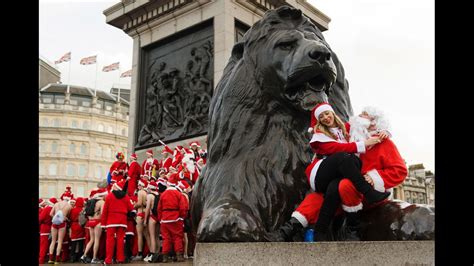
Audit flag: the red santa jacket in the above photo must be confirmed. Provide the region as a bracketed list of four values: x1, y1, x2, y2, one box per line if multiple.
[69, 198, 85, 240]
[360, 138, 407, 192]
[161, 157, 172, 172]
[110, 161, 128, 183]
[158, 187, 188, 223]
[305, 123, 366, 191]
[39, 205, 53, 235]
[141, 158, 160, 177]
[101, 191, 134, 228]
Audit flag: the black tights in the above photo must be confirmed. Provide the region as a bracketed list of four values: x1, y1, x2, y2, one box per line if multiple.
[125, 235, 134, 259]
[69, 239, 84, 262]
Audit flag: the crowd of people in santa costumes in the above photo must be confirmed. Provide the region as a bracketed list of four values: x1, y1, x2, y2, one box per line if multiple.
[38, 140, 207, 264]
[272, 103, 408, 242]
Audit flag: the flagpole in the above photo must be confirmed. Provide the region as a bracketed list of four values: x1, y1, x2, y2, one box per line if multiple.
[94, 57, 98, 97]
[67, 57, 71, 94]
[117, 65, 121, 103]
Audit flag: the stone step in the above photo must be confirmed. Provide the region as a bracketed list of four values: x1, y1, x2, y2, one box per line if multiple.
[195, 241, 434, 265]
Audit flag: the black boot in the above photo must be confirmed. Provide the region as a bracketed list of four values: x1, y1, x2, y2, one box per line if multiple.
[364, 189, 390, 205]
[313, 224, 330, 242]
[279, 217, 304, 241]
[344, 212, 361, 241]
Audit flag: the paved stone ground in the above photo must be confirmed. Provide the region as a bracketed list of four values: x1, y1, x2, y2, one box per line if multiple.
[39, 258, 193, 265]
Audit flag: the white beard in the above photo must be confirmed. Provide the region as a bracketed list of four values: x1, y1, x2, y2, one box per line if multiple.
[349, 116, 371, 142]
[147, 158, 154, 164]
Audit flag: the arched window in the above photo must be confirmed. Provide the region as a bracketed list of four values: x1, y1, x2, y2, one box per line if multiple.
[71, 120, 78, 128]
[48, 163, 57, 175]
[79, 165, 87, 177]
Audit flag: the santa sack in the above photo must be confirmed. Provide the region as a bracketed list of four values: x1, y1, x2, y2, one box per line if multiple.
[52, 210, 65, 225]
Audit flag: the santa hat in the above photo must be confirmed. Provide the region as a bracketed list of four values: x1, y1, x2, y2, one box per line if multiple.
[39, 198, 46, 207]
[147, 181, 158, 191]
[48, 197, 58, 205]
[197, 158, 204, 164]
[146, 149, 154, 156]
[93, 188, 108, 199]
[66, 186, 72, 192]
[308, 102, 334, 133]
[158, 168, 167, 175]
[138, 179, 148, 188]
[189, 141, 201, 148]
[177, 180, 190, 191]
[69, 198, 76, 204]
[162, 146, 173, 155]
[113, 179, 126, 191]
[89, 188, 99, 199]
[168, 173, 179, 186]
[130, 153, 137, 160]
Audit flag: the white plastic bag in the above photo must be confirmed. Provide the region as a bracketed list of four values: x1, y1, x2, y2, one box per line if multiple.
[52, 210, 64, 225]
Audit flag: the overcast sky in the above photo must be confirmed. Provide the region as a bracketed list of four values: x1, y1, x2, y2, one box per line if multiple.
[39, 0, 434, 171]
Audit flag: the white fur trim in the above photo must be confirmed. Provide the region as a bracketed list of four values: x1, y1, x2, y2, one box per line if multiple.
[291, 211, 308, 228]
[309, 160, 324, 191]
[356, 141, 366, 153]
[160, 217, 184, 223]
[105, 224, 127, 228]
[93, 191, 107, 199]
[71, 237, 85, 241]
[342, 202, 363, 212]
[40, 233, 50, 236]
[367, 169, 385, 192]
[307, 127, 314, 133]
[125, 232, 135, 235]
[310, 132, 335, 143]
[314, 104, 334, 119]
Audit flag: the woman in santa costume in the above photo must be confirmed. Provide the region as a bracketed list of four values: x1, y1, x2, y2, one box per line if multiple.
[273, 105, 405, 241]
[101, 179, 135, 264]
[127, 153, 141, 197]
[141, 149, 160, 179]
[109, 152, 128, 189]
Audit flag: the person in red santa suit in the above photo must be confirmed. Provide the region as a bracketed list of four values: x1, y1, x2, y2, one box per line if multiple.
[69, 197, 86, 262]
[101, 179, 135, 264]
[161, 145, 174, 172]
[141, 149, 160, 180]
[189, 141, 202, 161]
[39, 197, 56, 264]
[127, 153, 141, 197]
[109, 152, 128, 190]
[158, 173, 189, 262]
[273, 105, 404, 241]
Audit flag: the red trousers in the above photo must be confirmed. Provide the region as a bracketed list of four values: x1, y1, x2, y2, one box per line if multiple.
[293, 192, 344, 226]
[39, 234, 50, 263]
[160, 221, 184, 254]
[105, 227, 126, 264]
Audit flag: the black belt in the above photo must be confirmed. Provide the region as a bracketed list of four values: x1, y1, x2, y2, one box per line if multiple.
[316, 154, 328, 159]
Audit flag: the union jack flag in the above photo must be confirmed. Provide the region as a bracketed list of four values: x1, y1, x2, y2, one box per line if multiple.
[102, 62, 120, 72]
[120, 69, 132, 77]
[54, 52, 71, 64]
[80, 55, 97, 65]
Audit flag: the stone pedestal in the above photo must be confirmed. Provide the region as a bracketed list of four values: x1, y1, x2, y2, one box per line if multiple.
[194, 241, 434, 265]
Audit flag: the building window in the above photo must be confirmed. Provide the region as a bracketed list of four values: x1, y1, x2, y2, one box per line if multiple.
[39, 163, 46, 175]
[69, 143, 76, 154]
[41, 118, 48, 127]
[39, 143, 46, 153]
[77, 185, 85, 197]
[49, 163, 57, 175]
[82, 101, 91, 107]
[80, 144, 87, 155]
[79, 165, 87, 177]
[48, 184, 55, 198]
[121, 128, 126, 136]
[82, 121, 89, 130]
[107, 126, 113, 134]
[70, 99, 78, 105]
[96, 146, 102, 157]
[51, 142, 58, 153]
[96, 165, 104, 178]
[53, 118, 61, 127]
[104, 147, 111, 159]
[98, 124, 104, 132]
[72, 120, 78, 128]
[42, 97, 52, 103]
[67, 164, 76, 176]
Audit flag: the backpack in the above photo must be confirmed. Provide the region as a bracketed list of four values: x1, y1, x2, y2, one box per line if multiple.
[52, 210, 65, 225]
[84, 198, 99, 217]
[107, 171, 112, 184]
[151, 194, 160, 216]
[78, 210, 87, 227]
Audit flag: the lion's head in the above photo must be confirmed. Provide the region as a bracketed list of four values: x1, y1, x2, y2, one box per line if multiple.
[191, 6, 352, 242]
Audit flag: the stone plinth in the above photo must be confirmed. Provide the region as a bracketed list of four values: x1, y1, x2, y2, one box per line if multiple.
[194, 241, 434, 265]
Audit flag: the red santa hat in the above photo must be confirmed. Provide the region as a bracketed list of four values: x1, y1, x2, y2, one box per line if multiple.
[308, 102, 334, 133]
[158, 168, 167, 175]
[157, 177, 168, 187]
[168, 173, 179, 186]
[39, 198, 46, 207]
[116, 152, 125, 160]
[146, 149, 154, 156]
[48, 197, 58, 205]
[113, 179, 126, 191]
[138, 179, 148, 188]
[89, 188, 99, 199]
[93, 188, 108, 199]
[189, 141, 201, 148]
[162, 146, 173, 155]
[69, 198, 76, 204]
[130, 153, 137, 160]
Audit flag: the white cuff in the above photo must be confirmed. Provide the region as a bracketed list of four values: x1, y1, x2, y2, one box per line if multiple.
[356, 141, 366, 153]
[291, 211, 308, 228]
[367, 169, 385, 192]
[342, 202, 363, 212]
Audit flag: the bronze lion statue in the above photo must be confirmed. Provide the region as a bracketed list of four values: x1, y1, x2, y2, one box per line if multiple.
[190, 6, 353, 241]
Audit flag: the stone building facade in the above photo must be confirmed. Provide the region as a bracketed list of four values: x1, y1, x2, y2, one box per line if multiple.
[39, 82, 129, 198]
[392, 164, 435, 205]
